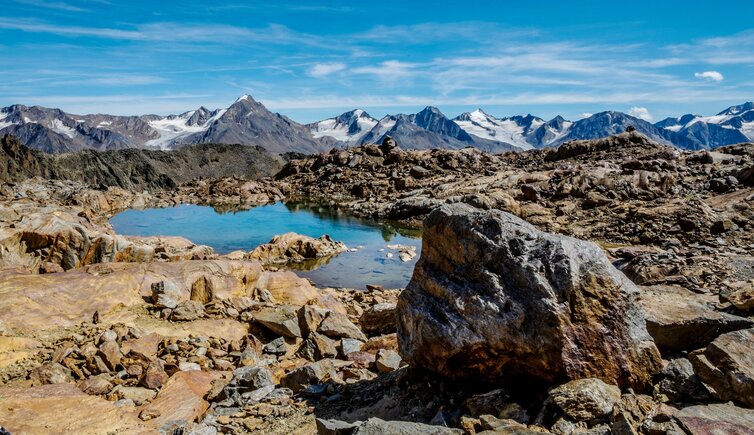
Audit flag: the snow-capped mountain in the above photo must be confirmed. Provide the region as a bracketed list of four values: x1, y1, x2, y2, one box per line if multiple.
[177, 95, 326, 154]
[0, 95, 326, 154]
[354, 106, 520, 151]
[2, 97, 753, 154]
[454, 109, 547, 150]
[307, 109, 378, 145]
[557, 111, 672, 146]
[656, 103, 754, 150]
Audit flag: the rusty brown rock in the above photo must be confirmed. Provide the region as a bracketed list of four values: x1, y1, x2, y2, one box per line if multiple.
[397, 204, 662, 390]
[138, 370, 228, 431]
[0, 383, 149, 434]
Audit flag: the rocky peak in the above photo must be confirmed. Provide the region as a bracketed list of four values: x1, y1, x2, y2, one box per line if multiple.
[718, 102, 754, 116]
[185, 107, 211, 126]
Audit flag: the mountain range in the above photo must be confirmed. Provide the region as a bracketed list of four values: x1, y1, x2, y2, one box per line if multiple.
[1, 94, 752, 154]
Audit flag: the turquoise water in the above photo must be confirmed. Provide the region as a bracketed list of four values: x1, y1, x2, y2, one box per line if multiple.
[110, 202, 421, 289]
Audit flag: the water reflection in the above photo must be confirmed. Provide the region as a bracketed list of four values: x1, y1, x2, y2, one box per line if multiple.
[110, 202, 421, 289]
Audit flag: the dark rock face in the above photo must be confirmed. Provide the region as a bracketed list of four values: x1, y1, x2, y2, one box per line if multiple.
[0, 135, 283, 190]
[397, 203, 662, 390]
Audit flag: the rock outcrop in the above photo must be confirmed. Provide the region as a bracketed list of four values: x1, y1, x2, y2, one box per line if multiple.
[0, 259, 315, 333]
[0, 134, 284, 190]
[247, 232, 347, 265]
[397, 204, 662, 390]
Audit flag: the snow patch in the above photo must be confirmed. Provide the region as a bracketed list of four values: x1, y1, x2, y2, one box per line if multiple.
[310, 110, 378, 143]
[454, 109, 534, 150]
[50, 119, 76, 138]
[144, 109, 225, 150]
[97, 121, 112, 127]
[0, 111, 16, 130]
[741, 121, 754, 141]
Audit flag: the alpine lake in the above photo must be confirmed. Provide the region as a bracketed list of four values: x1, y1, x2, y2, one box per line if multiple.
[110, 202, 422, 289]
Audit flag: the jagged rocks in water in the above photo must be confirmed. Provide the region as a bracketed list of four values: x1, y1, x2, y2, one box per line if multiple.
[396, 203, 662, 390]
[248, 233, 347, 265]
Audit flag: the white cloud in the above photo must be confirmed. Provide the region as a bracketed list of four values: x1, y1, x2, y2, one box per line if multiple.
[628, 106, 653, 121]
[580, 112, 593, 119]
[694, 71, 724, 82]
[308, 62, 346, 78]
[352, 60, 418, 80]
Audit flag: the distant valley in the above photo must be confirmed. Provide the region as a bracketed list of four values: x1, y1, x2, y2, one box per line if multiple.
[1, 94, 752, 154]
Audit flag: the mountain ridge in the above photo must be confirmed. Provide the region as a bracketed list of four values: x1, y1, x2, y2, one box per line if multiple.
[1, 96, 752, 154]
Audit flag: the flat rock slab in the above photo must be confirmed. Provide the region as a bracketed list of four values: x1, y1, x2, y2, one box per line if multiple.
[676, 403, 754, 435]
[140, 370, 229, 432]
[641, 285, 753, 352]
[0, 383, 149, 434]
[0, 259, 312, 333]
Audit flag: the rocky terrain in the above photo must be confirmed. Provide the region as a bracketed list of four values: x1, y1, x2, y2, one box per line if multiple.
[1, 131, 754, 434]
[0, 134, 284, 191]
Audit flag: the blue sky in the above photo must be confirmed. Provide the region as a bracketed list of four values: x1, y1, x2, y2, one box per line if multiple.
[1, 0, 753, 123]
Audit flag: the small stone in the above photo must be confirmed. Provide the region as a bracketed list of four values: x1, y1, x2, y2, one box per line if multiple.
[316, 418, 359, 434]
[281, 359, 337, 392]
[728, 282, 754, 312]
[77, 374, 113, 395]
[30, 362, 73, 385]
[241, 385, 275, 403]
[121, 333, 162, 359]
[656, 358, 711, 402]
[318, 312, 367, 341]
[99, 329, 118, 343]
[110, 385, 157, 406]
[298, 332, 338, 361]
[263, 337, 287, 355]
[233, 366, 274, 390]
[690, 327, 754, 407]
[170, 300, 205, 321]
[375, 349, 401, 373]
[254, 306, 302, 338]
[360, 303, 396, 336]
[339, 338, 363, 357]
[97, 340, 123, 371]
[151, 280, 183, 309]
[549, 378, 622, 422]
[179, 362, 201, 372]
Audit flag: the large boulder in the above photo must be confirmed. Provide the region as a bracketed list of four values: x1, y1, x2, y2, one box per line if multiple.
[690, 328, 754, 407]
[397, 204, 662, 390]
